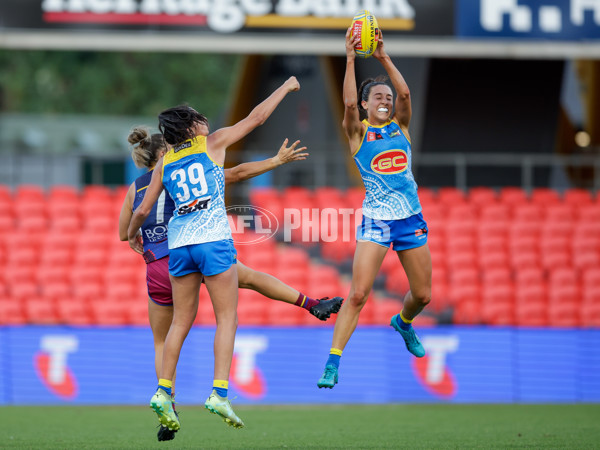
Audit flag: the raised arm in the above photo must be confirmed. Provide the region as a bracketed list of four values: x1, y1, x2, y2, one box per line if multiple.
[206, 76, 300, 163]
[373, 32, 412, 134]
[224, 139, 307, 184]
[118, 182, 136, 241]
[127, 157, 165, 254]
[342, 27, 365, 153]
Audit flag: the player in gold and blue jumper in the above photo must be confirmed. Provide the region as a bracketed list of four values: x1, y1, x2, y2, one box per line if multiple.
[128, 76, 301, 431]
[318, 28, 432, 388]
[119, 127, 343, 441]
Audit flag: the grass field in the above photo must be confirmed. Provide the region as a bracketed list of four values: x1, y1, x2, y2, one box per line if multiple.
[0, 404, 598, 449]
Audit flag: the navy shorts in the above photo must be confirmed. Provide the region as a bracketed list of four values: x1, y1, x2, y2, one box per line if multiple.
[169, 239, 237, 277]
[357, 212, 428, 251]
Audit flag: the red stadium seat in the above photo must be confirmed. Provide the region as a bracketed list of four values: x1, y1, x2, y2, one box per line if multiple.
[15, 184, 45, 202]
[437, 187, 466, 205]
[24, 296, 59, 325]
[56, 298, 94, 326]
[384, 265, 410, 295]
[126, 300, 150, 326]
[448, 282, 481, 308]
[72, 281, 103, 301]
[447, 204, 478, 220]
[547, 301, 580, 327]
[563, 188, 593, 206]
[544, 204, 574, 222]
[449, 267, 480, 285]
[548, 267, 579, 287]
[0, 297, 27, 325]
[512, 203, 543, 222]
[41, 281, 72, 300]
[9, 279, 40, 300]
[582, 268, 600, 289]
[499, 187, 528, 205]
[90, 299, 128, 326]
[345, 187, 365, 211]
[238, 291, 268, 326]
[548, 284, 581, 305]
[48, 185, 79, 202]
[82, 185, 113, 202]
[572, 250, 600, 270]
[479, 250, 510, 271]
[515, 299, 548, 327]
[531, 188, 561, 205]
[482, 268, 512, 286]
[195, 293, 216, 326]
[371, 299, 402, 325]
[479, 204, 509, 221]
[580, 302, 600, 327]
[468, 187, 498, 206]
[514, 267, 545, 285]
[576, 204, 600, 222]
[452, 299, 482, 324]
[478, 234, 507, 253]
[266, 300, 303, 325]
[445, 234, 476, 254]
[510, 250, 540, 271]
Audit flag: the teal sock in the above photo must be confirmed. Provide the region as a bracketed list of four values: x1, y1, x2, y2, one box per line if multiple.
[214, 386, 228, 397]
[158, 385, 172, 396]
[397, 314, 412, 331]
[326, 353, 341, 369]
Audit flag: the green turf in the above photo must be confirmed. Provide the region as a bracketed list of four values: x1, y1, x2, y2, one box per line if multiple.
[0, 404, 598, 449]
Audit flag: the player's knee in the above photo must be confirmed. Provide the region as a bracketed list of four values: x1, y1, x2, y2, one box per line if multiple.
[412, 289, 431, 307]
[348, 289, 369, 309]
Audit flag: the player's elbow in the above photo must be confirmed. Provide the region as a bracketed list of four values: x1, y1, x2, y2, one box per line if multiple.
[118, 230, 128, 241]
[225, 169, 241, 184]
[397, 89, 410, 102]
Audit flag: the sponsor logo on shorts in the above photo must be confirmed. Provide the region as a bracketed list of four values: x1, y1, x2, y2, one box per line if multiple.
[415, 227, 427, 237]
[370, 149, 408, 174]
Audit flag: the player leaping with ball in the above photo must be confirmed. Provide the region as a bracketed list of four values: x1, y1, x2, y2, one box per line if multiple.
[318, 24, 432, 388]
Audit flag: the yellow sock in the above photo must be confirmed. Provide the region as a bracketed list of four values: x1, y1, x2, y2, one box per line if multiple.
[400, 310, 413, 324]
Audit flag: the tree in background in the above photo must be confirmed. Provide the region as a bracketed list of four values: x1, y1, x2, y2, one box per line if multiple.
[0, 50, 240, 121]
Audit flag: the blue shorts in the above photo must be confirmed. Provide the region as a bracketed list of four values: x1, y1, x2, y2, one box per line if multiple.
[357, 213, 428, 251]
[168, 239, 237, 277]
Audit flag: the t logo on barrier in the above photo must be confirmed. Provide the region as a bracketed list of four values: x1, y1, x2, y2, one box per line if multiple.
[230, 335, 268, 399]
[412, 335, 459, 398]
[34, 335, 79, 399]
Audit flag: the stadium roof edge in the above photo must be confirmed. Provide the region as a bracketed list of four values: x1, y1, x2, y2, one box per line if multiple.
[1, 31, 600, 59]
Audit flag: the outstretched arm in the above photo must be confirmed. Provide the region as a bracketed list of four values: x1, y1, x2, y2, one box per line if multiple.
[224, 139, 307, 184]
[127, 157, 164, 254]
[207, 77, 300, 163]
[342, 27, 365, 153]
[373, 32, 412, 134]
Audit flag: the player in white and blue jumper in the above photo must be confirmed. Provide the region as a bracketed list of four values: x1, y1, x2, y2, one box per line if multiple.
[119, 127, 343, 441]
[318, 28, 432, 389]
[128, 76, 301, 431]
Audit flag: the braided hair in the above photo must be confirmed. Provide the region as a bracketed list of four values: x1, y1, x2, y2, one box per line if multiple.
[127, 126, 166, 169]
[158, 105, 208, 145]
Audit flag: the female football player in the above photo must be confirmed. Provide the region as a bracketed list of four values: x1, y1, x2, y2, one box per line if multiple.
[317, 29, 431, 389]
